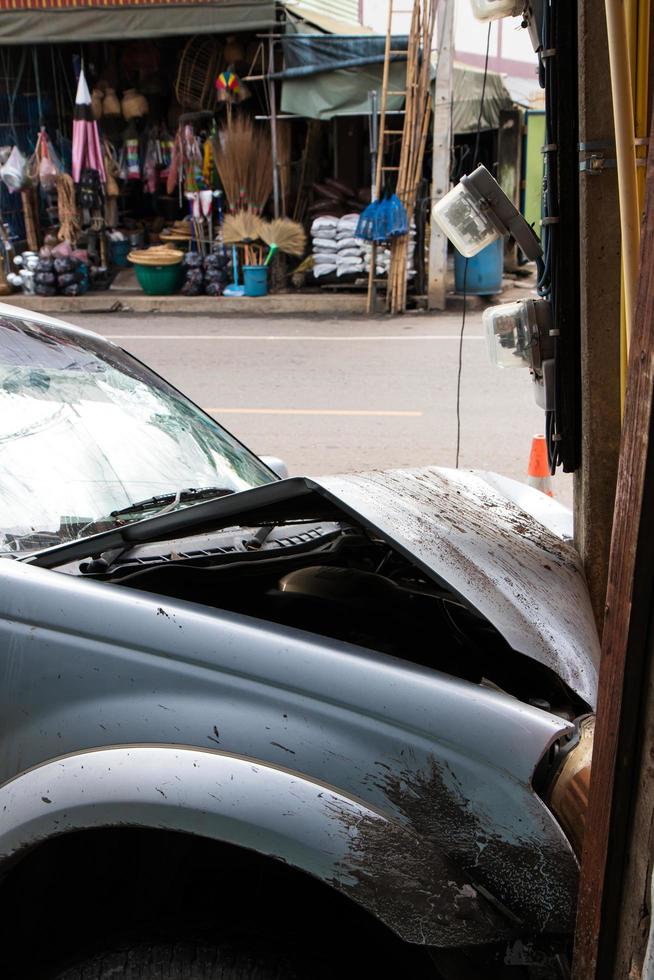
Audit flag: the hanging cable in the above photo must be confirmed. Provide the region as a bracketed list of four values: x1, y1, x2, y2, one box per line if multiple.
[455, 23, 491, 468]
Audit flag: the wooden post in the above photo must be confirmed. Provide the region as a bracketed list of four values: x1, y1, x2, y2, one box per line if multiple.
[572, 111, 654, 980]
[573, 0, 623, 631]
[428, 0, 454, 311]
[268, 33, 281, 220]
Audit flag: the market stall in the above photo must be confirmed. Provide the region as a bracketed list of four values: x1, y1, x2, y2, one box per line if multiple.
[0, 0, 517, 308]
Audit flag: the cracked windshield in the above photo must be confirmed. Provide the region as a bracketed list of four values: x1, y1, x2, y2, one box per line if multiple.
[0, 316, 274, 554]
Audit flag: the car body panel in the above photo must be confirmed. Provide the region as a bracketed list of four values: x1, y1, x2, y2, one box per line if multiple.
[0, 557, 578, 945]
[27, 467, 600, 707]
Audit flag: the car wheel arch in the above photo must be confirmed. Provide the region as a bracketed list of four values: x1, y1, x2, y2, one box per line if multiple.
[0, 743, 515, 950]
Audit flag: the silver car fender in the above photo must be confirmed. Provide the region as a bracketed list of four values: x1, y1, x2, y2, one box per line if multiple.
[0, 743, 511, 946]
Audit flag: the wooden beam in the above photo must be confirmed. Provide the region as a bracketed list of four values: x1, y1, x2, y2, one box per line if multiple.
[572, 108, 654, 980]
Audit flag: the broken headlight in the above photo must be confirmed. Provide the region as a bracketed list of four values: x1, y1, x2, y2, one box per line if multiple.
[547, 715, 595, 857]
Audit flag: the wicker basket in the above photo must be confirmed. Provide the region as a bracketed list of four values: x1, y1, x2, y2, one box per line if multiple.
[122, 89, 149, 121]
[175, 36, 221, 110]
[128, 245, 184, 266]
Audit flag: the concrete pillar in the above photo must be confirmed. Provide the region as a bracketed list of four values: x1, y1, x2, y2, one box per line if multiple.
[574, 0, 623, 633]
[428, 0, 454, 310]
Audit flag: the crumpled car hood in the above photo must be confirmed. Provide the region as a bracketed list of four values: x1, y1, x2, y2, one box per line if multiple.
[27, 465, 600, 707]
[311, 467, 600, 708]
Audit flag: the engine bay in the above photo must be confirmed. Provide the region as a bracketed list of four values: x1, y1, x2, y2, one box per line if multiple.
[82, 519, 585, 720]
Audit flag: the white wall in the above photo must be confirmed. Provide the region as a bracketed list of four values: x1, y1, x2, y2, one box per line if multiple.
[361, 0, 539, 102]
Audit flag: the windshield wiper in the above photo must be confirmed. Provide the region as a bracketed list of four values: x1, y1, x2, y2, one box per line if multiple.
[111, 486, 234, 518]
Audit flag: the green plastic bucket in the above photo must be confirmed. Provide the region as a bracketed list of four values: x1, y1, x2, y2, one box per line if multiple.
[134, 263, 182, 296]
[243, 265, 268, 297]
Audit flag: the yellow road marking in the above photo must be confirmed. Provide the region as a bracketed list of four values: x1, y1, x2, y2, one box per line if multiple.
[205, 408, 423, 417]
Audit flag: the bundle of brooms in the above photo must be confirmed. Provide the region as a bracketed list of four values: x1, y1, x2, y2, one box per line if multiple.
[212, 115, 273, 215]
[223, 213, 306, 266]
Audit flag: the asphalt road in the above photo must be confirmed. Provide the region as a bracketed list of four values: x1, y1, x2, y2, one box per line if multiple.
[81, 310, 573, 507]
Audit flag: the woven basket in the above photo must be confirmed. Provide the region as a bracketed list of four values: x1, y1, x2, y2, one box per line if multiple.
[103, 88, 121, 117]
[122, 89, 149, 121]
[175, 36, 221, 110]
[128, 245, 183, 266]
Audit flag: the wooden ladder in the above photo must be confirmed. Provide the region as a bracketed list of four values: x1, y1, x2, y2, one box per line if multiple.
[366, 1, 415, 315]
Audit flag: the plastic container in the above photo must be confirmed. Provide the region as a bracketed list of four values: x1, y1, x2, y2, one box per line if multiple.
[454, 237, 504, 296]
[134, 263, 182, 296]
[110, 240, 132, 268]
[243, 265, 268, 297]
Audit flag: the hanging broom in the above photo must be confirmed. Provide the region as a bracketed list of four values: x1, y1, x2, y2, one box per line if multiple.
[213, 115, 272, 214]
[259, 218, 307, 265]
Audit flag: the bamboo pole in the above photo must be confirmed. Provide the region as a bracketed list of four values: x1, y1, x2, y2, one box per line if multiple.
[605, 0, 640, 355]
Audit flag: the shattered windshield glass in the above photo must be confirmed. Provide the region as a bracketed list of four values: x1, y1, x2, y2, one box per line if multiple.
[0, 315, 275, 554]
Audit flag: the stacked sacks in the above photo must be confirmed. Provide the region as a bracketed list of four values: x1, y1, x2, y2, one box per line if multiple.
[33, 244, 88, 297]
[335, 213, 364, 278]
[181, 252, 204, 296]
[311, 214, 368, 280]
[311, 216, 339, 280]
[203, 253, 230, 296]
[181, 251, 231, 296]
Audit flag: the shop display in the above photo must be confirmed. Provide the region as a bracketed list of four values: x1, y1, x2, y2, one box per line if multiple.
[0, 28, 432, 307]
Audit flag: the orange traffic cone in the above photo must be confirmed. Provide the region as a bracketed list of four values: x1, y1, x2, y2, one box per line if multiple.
[527, 435, 553, 497]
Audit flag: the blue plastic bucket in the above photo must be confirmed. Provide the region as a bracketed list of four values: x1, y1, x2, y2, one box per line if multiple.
[243, 265, 268, 297]
[454, 237, 504, 296]
[110, 239, 132, 268]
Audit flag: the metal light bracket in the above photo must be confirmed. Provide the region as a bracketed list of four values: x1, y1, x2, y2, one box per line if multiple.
[460, 165, 543, 260]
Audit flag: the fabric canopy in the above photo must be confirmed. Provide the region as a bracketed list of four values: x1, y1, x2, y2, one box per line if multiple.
[279, 37, 514, 134]
[278, 34, 410, 78]
[0, 0, 276, 44]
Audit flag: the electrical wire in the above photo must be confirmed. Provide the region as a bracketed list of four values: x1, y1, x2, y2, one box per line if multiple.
[539, 0, 562, 474]
[455, 22, 491, 468]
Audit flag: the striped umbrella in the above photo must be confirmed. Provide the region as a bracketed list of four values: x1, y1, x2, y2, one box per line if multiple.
[72, 67, 105, 184]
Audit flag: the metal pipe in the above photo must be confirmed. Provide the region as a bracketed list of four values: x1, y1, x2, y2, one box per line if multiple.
[605, 0, 640, 354]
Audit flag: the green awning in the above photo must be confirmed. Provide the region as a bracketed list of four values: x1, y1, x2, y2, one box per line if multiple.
[0, 0, 276, 45]
[280, 55, 513, 134]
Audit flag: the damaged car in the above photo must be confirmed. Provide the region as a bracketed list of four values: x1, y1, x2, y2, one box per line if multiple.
[0, 307, 598, 979]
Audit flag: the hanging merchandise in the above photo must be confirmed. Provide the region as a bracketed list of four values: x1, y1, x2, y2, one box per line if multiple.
[103, 140, 120, 228]
[91, 88, 104, 121]
[183, 124, 204, 193]
[144, 137, 159, 193]
[56, 174, 81, 244]
[30, 128, 62, 193]
[215, 68, 250, 105]
[175, 36, 220, 111]
[158, 133, 174, 183]
[103, 88, 121, 118]
[0, 146, 28, 193]
[356, 200, 380, 242]
[371, 194, 409, 243]
[21, 188, 40, 252]
[125, 138, 141, 181]
[121, 89, 149, 122]
[202, 136, 215, 188]
[78, 168, 104, 211]
[72, 67, 106, 184]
